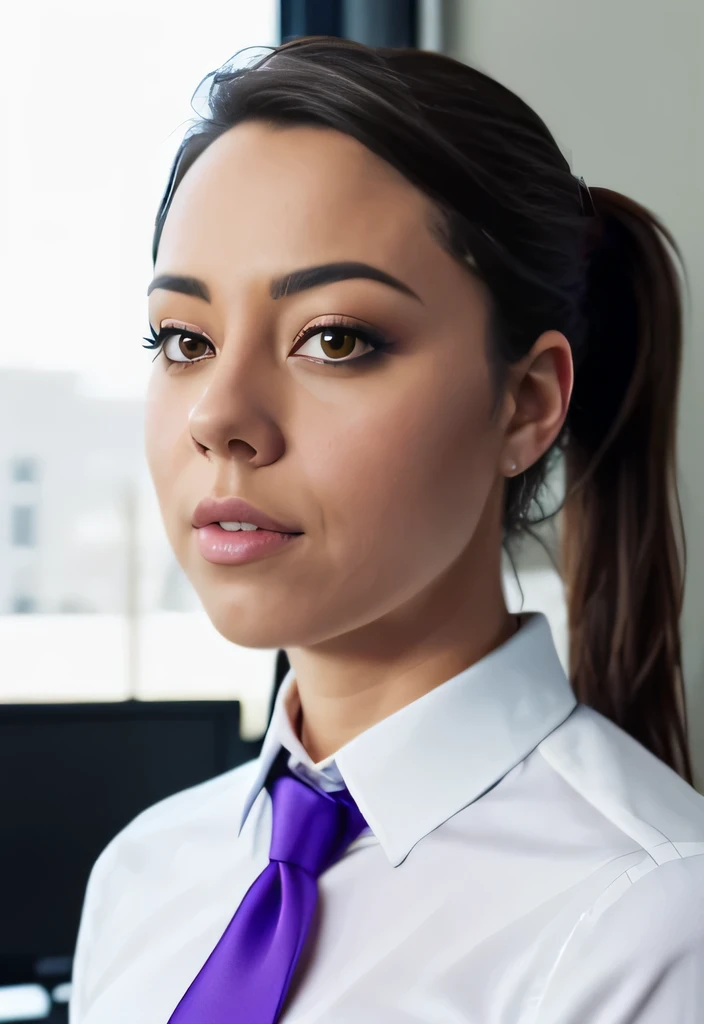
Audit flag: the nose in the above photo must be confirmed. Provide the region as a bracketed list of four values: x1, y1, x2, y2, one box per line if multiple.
[188, 350, 286, 468]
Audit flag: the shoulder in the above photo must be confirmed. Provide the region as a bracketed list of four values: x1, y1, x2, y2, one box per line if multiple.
[534, 853, 704, 1023]
[81, 756, 261, 916]
[530, 705, 704, 1022]
[70, 757, 261, 1021]
[99, 755, 260, 863]
[537, 703, 704, 853]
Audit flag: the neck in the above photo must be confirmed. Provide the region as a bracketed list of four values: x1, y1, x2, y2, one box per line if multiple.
[286, 541, 516, 764]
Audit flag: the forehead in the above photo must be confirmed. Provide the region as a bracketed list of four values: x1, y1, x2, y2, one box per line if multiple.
[155, 122, 435, 276]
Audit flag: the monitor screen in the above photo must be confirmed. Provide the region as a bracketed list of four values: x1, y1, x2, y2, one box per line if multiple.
[0, 700, 255, 984]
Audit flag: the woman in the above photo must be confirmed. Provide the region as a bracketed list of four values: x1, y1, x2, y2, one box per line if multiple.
[70, 37, 704, 1024]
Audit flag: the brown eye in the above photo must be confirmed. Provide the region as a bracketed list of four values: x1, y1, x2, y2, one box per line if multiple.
[293, 327, 379, 364]
[321, 329, 361, 359]
[161, 331, 213, 364]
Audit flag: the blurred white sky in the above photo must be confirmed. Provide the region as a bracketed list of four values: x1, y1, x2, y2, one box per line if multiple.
[0, 0, 278, 400]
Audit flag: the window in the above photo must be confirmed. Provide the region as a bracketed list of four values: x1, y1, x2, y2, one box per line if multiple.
[11, 506, 36, 548]
[0, 1, 279, 736]
[12, 458, 38, 483]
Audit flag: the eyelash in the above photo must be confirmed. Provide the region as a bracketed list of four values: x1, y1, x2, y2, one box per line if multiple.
[141, 317, 392, 369]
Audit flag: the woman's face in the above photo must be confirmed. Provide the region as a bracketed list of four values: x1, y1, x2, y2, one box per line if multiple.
[145, 122, 510, 649]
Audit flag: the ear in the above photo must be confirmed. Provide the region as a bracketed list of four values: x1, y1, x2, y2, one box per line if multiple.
[498, 330, 573, 477]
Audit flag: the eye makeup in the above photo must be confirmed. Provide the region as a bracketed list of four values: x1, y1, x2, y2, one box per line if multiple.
[142, 314, 394, 369]
[289, 315, 393, 362]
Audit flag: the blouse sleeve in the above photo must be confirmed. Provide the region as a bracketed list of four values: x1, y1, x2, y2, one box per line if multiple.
[534, 853, 704, 1024]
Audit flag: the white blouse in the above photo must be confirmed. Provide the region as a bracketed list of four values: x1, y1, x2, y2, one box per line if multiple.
[69, 613, 704, 1023]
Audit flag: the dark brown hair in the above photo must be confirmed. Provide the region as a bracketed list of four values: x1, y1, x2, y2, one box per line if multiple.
[152, 37, 693, 784]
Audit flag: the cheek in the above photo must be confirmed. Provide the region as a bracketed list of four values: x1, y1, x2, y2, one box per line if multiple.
[301, 358, 499, 565]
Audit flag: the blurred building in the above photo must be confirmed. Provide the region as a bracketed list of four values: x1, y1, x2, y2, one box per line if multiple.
[0, 368, 192, 616]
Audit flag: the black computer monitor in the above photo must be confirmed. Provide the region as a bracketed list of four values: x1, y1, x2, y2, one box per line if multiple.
[0, 699, 261, 989]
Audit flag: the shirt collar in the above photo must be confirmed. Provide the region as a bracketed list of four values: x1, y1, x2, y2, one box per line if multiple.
[238, 613, 578, 867]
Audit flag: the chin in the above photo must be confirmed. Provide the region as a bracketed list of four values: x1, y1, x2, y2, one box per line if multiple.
[195, 591, 306, 650]
[201, 604, 281, 649]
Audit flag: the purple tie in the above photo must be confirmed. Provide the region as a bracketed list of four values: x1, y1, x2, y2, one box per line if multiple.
[166, 765, 369, 1023]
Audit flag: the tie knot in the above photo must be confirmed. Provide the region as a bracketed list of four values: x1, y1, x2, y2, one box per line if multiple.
[268, 773, 367, 876]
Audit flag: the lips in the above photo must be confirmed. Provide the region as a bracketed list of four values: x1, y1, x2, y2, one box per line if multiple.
[191, 496, 301, 533]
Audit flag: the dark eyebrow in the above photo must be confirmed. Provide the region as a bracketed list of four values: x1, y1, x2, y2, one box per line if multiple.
[147, 274, 211, 302]
[270, 262, 422, 303]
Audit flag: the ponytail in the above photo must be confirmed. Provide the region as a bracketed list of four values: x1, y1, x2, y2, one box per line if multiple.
[562, 188, 693, 784]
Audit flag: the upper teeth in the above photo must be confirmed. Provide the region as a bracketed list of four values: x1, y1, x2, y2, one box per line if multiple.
[218, 521, 260, 531]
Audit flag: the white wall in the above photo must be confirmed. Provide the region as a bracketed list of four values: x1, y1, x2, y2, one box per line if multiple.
[444, 0, 704, 786]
